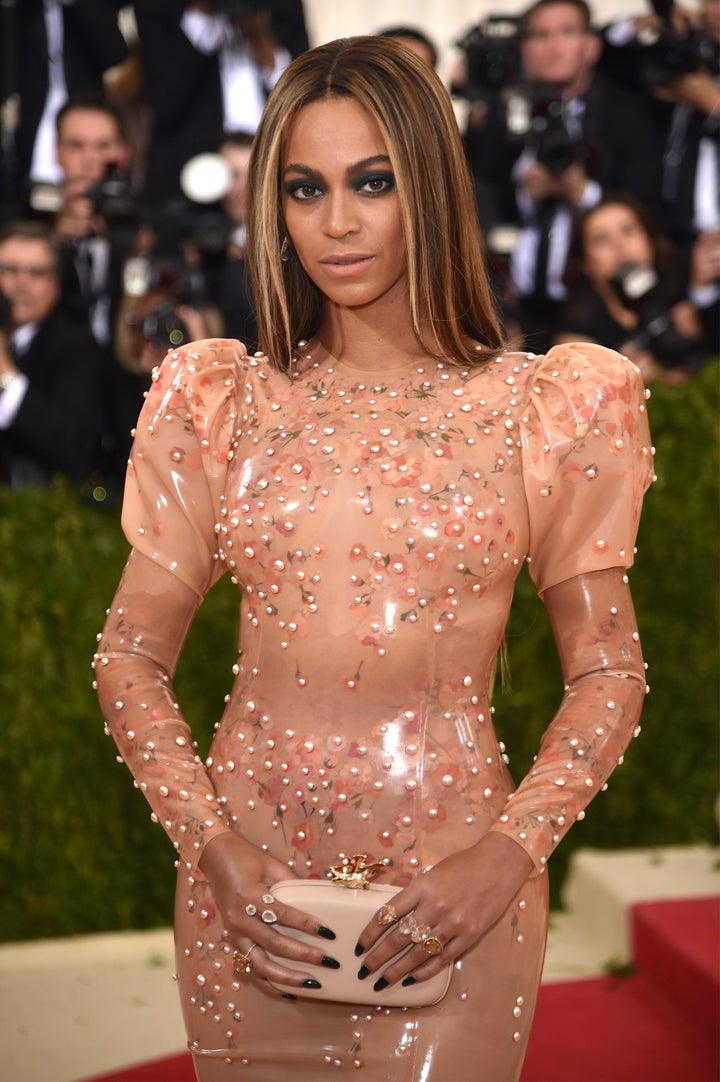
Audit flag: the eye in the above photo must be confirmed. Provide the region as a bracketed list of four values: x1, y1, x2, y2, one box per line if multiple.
[285, 181, 323, 201]
[356, 173, 395, 195]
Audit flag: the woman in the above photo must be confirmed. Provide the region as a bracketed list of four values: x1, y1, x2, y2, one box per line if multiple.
[554, 192, 708, 383]
[94, 37, 654, 1081]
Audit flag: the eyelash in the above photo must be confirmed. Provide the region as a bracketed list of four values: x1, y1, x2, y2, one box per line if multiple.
[285, 173, 395, 202]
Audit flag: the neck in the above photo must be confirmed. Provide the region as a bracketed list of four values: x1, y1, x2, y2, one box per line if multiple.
[317, 297, 433, 371]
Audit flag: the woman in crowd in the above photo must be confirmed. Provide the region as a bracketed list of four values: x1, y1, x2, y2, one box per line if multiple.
[94, 37, 654, 1081]
[554, 191, 711, 383]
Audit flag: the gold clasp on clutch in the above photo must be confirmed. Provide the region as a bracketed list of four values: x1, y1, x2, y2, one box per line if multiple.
[327, 854, 387, 889]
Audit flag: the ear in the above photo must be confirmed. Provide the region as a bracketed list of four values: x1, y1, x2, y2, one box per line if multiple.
[585, 31, 603, 68]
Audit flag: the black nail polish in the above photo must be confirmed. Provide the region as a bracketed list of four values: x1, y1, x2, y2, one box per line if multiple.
[373, 976, 389, 992]
[302, 979, 322, 989]
[321, 956, 341, 969]
[318, 926, 337, 940]
[282, 993, 297, 1000]
[354, 942, 364, 957]
[357, 965, 370, 980]
[401, 976, 417, 986]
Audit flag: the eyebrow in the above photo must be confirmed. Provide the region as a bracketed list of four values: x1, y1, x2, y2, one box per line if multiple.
[283, 154, 392, 179]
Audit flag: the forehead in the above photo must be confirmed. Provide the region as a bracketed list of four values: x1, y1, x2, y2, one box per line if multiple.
[0, 236, 55, 265]
[586, 204, 641, 232]
[284, 97, 388, 162]
[58, 109, 120, 143]
[525, 4, 587, 34]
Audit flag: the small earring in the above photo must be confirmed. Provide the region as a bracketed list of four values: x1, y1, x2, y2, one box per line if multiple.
[280, 236, 290, 263]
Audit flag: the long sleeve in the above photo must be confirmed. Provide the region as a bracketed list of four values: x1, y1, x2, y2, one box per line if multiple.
[93, 339, 244, 875]
[490, 342, 655, 870]
[490, 567, 647, 871]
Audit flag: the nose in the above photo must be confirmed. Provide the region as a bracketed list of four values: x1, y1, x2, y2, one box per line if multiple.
[322, 189, 359, 238]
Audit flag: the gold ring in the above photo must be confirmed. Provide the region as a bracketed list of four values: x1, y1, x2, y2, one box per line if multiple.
[233, 943, 257, 976]
[377, 903, 399, 926]
[422, 936, 444, 956]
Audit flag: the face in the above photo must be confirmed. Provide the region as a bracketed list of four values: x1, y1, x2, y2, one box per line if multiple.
[221, 142, 253, 224]
[701, 0, 720, 43]
[581, 203, 654, 283]
[521, 4, 600, 91]
[0, 237, 60, 327]
[390, 36, 436, 68]
[281, 97, 407, 317]
[56, 108, 126, 189]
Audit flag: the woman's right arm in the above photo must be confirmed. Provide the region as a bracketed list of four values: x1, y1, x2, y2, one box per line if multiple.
[94, 548, 233, 876]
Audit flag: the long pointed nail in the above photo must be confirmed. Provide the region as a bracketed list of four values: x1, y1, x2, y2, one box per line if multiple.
[373, 976, 389, 992]
[401, 975, 417, 986]
[357, 965, 370, 980]
[354, 942, 364, 956]
[318, 926, 337, 940]
[302, 979, 322, 988]
[321, 956, 341, 969]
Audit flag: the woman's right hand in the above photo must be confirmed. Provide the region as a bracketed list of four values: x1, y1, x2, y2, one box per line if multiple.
[198, 832, 340, 994]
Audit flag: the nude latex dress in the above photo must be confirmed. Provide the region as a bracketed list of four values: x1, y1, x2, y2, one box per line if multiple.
[95, 339, 653, 1080]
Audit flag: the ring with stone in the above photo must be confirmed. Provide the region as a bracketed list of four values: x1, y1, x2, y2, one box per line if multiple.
[421, 936, 444, 956]
[377, 903, 399, 926]
[398, 915, 418, 938]
[233, 943, 257, 976]
[261, 908, 278, 924]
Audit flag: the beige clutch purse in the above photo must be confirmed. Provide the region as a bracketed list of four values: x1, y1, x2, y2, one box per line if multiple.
[266, 856, 453, 1007]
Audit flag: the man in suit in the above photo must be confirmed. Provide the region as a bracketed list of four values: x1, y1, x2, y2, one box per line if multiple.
[460, 0, 662, 350]
[0, 219, 105, 488]
[134, 0, 307, 207]
[5, 0, 128, 206]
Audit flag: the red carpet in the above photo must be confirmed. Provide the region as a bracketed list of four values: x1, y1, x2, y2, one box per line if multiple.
[84, 897, 719, 1082]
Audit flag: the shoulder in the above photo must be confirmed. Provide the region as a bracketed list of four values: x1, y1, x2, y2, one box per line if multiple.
[526, 342, 646, 403]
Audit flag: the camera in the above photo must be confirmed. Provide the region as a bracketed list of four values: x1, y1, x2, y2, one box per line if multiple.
[609, 262, 699, 367]
[86, 162, 137, 226]
[139, 302, 190, 349]
[631, 0, 712, 89]
[455, 16, 521, 100]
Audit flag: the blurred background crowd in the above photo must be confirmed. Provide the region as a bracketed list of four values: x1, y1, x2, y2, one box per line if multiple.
[0, 0, 717, 499]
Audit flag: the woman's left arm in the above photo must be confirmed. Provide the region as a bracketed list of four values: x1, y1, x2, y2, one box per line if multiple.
[357, 566, 646, 986]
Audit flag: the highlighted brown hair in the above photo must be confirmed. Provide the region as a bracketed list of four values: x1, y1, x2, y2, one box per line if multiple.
[246, 36, 504, 372]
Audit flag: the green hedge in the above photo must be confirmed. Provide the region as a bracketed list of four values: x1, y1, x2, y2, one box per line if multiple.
[0, 362, 717, 940]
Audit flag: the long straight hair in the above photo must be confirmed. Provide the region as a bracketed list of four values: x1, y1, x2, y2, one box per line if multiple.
[246, 36, 504, 372]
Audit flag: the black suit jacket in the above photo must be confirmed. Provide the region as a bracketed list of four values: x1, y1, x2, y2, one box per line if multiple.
[11, 0, 127, 187]
[0, 309, 106, 486]
[464, 70, 666, 232]
[135, 0, 309, 206]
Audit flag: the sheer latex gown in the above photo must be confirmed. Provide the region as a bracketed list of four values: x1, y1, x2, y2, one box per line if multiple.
[95, 339, 654, 1080]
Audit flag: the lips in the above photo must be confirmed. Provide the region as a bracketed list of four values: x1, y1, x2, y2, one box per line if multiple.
[319, 253, 374, 276]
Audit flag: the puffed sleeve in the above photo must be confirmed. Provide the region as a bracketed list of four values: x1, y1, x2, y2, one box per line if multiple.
[488, 344, 655, 872]
[520, 342, 655, 595]
[94, 339, 246, 877]
[122, 338, 244, 598]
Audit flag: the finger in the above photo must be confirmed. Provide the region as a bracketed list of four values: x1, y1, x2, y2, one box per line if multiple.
[360, 929, 456, 990]
[242, 942, 331, 991]
[240, 922, 342, 973]
[378, 942, 456, 990]
[241, 892, 337, 943]
[355, 893, 417, 954]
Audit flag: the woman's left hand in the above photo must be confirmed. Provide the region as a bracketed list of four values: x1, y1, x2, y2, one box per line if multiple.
[355, 832, 534, 988]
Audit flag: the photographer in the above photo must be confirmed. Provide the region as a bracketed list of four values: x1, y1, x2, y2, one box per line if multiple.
[51, 93, 137, 347]
[603, 2, 719, 254]
[134, 0, 307, 207]
[455, 0, 662, 350]
[554, 192, 711, 384]
[0, 220, 105, 487]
